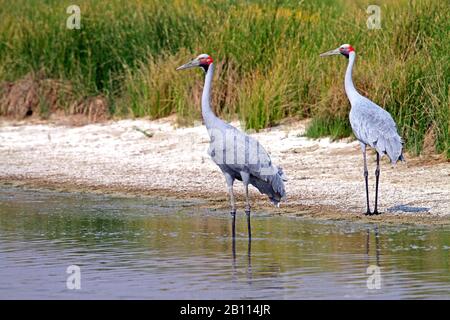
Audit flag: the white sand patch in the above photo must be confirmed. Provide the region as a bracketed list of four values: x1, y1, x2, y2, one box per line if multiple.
[0, 117, 449, 217]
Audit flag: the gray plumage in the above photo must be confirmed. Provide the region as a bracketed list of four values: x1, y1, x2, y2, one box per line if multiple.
[177, 54, 286, 235]
[349, 95, 404, 164]
[208, 122, 287, 206]
[340, 46, 404, 164]
[320, 44, 404, 215]
[201, 62, 286, 206]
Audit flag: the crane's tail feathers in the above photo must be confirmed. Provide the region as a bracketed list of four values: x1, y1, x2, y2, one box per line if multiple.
[249, 166, 286, 207]
[272, 167, 287, 199]
[278, 166, 288, 182]
[392, 152, 405, 165]
[374, 135, 404, 166]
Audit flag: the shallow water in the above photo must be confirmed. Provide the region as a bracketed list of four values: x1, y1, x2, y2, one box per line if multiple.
[0, 186, 449, 299]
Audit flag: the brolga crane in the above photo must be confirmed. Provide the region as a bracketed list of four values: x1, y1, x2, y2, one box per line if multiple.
[320, 44, 404, 215]
[177, 54, 286, 237]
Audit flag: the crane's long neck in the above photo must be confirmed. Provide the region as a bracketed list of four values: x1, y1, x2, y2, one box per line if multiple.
[202, 63, 218, 129]
[345, 51, 359, 103]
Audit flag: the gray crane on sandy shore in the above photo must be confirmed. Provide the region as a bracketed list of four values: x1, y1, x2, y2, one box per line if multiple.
[320, 44, 404, 215]
[177, 54, 286, 237]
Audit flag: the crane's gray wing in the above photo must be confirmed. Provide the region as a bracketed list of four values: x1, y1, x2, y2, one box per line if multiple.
[210, 126, 276, 176]
[209, 125, 286, 204]
[350, 97, 404, 163]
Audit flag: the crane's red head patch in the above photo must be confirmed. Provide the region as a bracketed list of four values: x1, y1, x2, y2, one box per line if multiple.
[339, 44, 355, 58]
[196, 54, 213, 73]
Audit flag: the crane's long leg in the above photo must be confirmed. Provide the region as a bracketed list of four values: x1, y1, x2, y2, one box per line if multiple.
[244, 184, 251, 239]
[241, 172, 252, 239]
[374, 152, 381, 215]
[362, 144, 372, 215]
[229, 186, 236, 238]
[225, 174, 236, 238]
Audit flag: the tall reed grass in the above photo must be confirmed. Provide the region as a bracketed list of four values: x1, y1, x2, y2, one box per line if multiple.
[0, 0, 448, 157]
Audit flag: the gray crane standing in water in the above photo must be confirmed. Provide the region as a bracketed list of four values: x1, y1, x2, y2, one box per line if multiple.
[320, 44, 404, 215]
[177, 54, 286, 237]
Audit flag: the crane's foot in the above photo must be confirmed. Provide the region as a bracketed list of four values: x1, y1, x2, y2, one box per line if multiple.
[373, 209, 381, 215]
[230, 210, 236, 217]
[364, 210, 373, 216]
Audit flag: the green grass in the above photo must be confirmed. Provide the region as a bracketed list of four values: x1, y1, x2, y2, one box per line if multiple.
[305, 117, 353, 140]
[0, 0, 448, 157]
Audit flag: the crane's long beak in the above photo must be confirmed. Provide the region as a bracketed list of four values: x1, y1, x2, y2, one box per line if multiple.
[319, 48, 340, 57]
[176, 59, 200, 71]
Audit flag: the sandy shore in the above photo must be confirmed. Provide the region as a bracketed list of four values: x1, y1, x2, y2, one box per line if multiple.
[0, 117, 449, 224]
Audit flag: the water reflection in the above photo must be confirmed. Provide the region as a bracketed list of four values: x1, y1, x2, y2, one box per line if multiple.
[366, 226, 381, 268]
[247, 236, 252, 285]
[231, 232, 253, 285]
[0, 186, 449, 299]
[231, 222, 236, 279]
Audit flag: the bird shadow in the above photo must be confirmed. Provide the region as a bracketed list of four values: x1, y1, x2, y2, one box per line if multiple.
[387, 205, 430, 213]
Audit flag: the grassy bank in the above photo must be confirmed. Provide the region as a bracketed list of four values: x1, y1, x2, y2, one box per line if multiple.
[0, 0, 448, 157]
